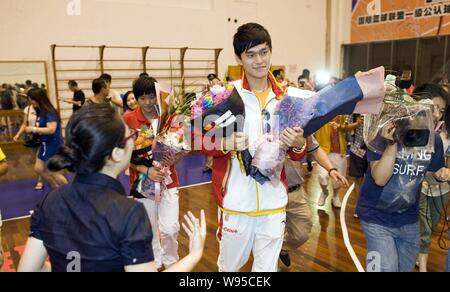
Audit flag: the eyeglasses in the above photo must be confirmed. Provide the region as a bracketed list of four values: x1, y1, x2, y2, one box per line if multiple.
[108, 129, 139, 160]
[117, 128, 139, 148]
[262, 110, 271, 134]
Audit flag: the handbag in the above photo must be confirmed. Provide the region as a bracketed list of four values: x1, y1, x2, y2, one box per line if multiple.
[23, 106, 41, 148]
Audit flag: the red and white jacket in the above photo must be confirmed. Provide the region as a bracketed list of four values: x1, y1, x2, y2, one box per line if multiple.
[198, 73, 308, 216]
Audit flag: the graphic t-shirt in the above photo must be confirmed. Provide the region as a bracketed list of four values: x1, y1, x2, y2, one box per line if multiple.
[357, 133, 445, 228]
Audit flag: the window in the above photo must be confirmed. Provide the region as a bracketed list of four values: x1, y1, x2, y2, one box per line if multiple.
[369, 42, 392, 69]
[392, 40, 417, 80]
[343, 44, 368, 77]
[416, 37, 445, 85]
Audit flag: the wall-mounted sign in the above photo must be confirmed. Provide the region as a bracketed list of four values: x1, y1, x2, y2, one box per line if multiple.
[351, 0, 450, 43]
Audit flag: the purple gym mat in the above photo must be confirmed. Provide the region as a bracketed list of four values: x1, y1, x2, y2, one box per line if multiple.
[0, 155, 212, 220]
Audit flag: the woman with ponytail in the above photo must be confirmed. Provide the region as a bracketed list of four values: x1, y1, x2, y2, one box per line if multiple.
[25, 88, 67, 188]
[18, 104, 206, 272]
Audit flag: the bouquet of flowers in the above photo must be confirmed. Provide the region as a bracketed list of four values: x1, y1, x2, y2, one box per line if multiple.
[252, 67, 387, 185]
[135, 96, 192, 203]
[191, 84, 235, 122]
[131, 125, 155, 168]
[190, 84, 267, 180]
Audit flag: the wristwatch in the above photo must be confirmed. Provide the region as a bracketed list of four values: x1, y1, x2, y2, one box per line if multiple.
[328, 168, 338, 176]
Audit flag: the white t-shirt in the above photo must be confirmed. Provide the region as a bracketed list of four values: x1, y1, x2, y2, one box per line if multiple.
[24, 105, 38, 126]
[109, 89, 122, 102]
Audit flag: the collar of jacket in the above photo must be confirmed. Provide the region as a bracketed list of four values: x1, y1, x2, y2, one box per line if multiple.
[241, 70, 286, 100]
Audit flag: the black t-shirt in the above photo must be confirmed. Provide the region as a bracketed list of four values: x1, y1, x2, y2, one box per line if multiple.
[30, 173, 154, 272]
[73, 90, 86, 111]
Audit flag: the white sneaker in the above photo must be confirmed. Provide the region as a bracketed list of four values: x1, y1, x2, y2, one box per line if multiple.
[318, 192, 328, 207]
[332, 196, 342, 208]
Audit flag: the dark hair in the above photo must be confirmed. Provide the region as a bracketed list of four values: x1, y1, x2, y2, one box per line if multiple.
[207, 73, 218, 81]
[414, 83, 450, 104]
[122, 91, 135, 112]
[272, 69, 283, 78]
[68, 80, 78, 87]
[92, 78, 107, 95]
[48, 104, 125, 175]
[139, 72, 149, 78]
[414, 83, 450, 133]
[233, 23, 272, 58]
[0, 90, 14, 110]
[27, 88, 60, 122]
[431, 73, 448, 85]
[99, 73, 112, 83]
[302, 69, 311, 79]
[26, 80, 32, 86]
[133, 76, 156, 98]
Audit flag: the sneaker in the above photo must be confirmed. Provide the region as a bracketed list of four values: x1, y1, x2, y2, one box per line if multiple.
[332, 196, 342, 208]
[353, 213, 359, 219]
[318, 192, 328, 207]
[34, 182, 44, 190]
[417, 253, 428, 272]
[280, 251, 291, 267]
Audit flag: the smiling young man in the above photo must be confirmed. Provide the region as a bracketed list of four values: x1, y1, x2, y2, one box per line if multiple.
[200, 23, 309, 272]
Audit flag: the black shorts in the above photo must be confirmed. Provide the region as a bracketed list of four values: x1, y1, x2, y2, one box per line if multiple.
[349, 152, 368, 178]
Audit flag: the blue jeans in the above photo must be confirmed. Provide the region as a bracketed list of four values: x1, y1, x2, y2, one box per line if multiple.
[360, 220, 420, 272]
[447, 250, 450, 272]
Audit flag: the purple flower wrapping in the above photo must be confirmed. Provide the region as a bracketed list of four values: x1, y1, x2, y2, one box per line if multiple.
[139, 136, 190, 200]
[251, 135, 288, 187]
[252, 95, 309, 186]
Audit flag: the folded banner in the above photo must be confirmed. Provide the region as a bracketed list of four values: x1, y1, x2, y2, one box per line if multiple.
[285, 66, 386, 137]
[252, 67, 386, 185]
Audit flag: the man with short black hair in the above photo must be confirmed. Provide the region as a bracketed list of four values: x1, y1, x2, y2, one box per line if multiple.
[99, 73, 123, 108]
[65, 80, 85, 112]
[200, 23, 308, 272]
[86, 78, 110, 106]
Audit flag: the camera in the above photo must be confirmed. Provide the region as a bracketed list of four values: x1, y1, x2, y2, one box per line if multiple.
[393, 118, 430, 148]
[403, 129, 430, 147]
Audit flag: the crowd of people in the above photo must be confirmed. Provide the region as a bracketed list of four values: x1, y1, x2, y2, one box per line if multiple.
[0, 22, 449, 273]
